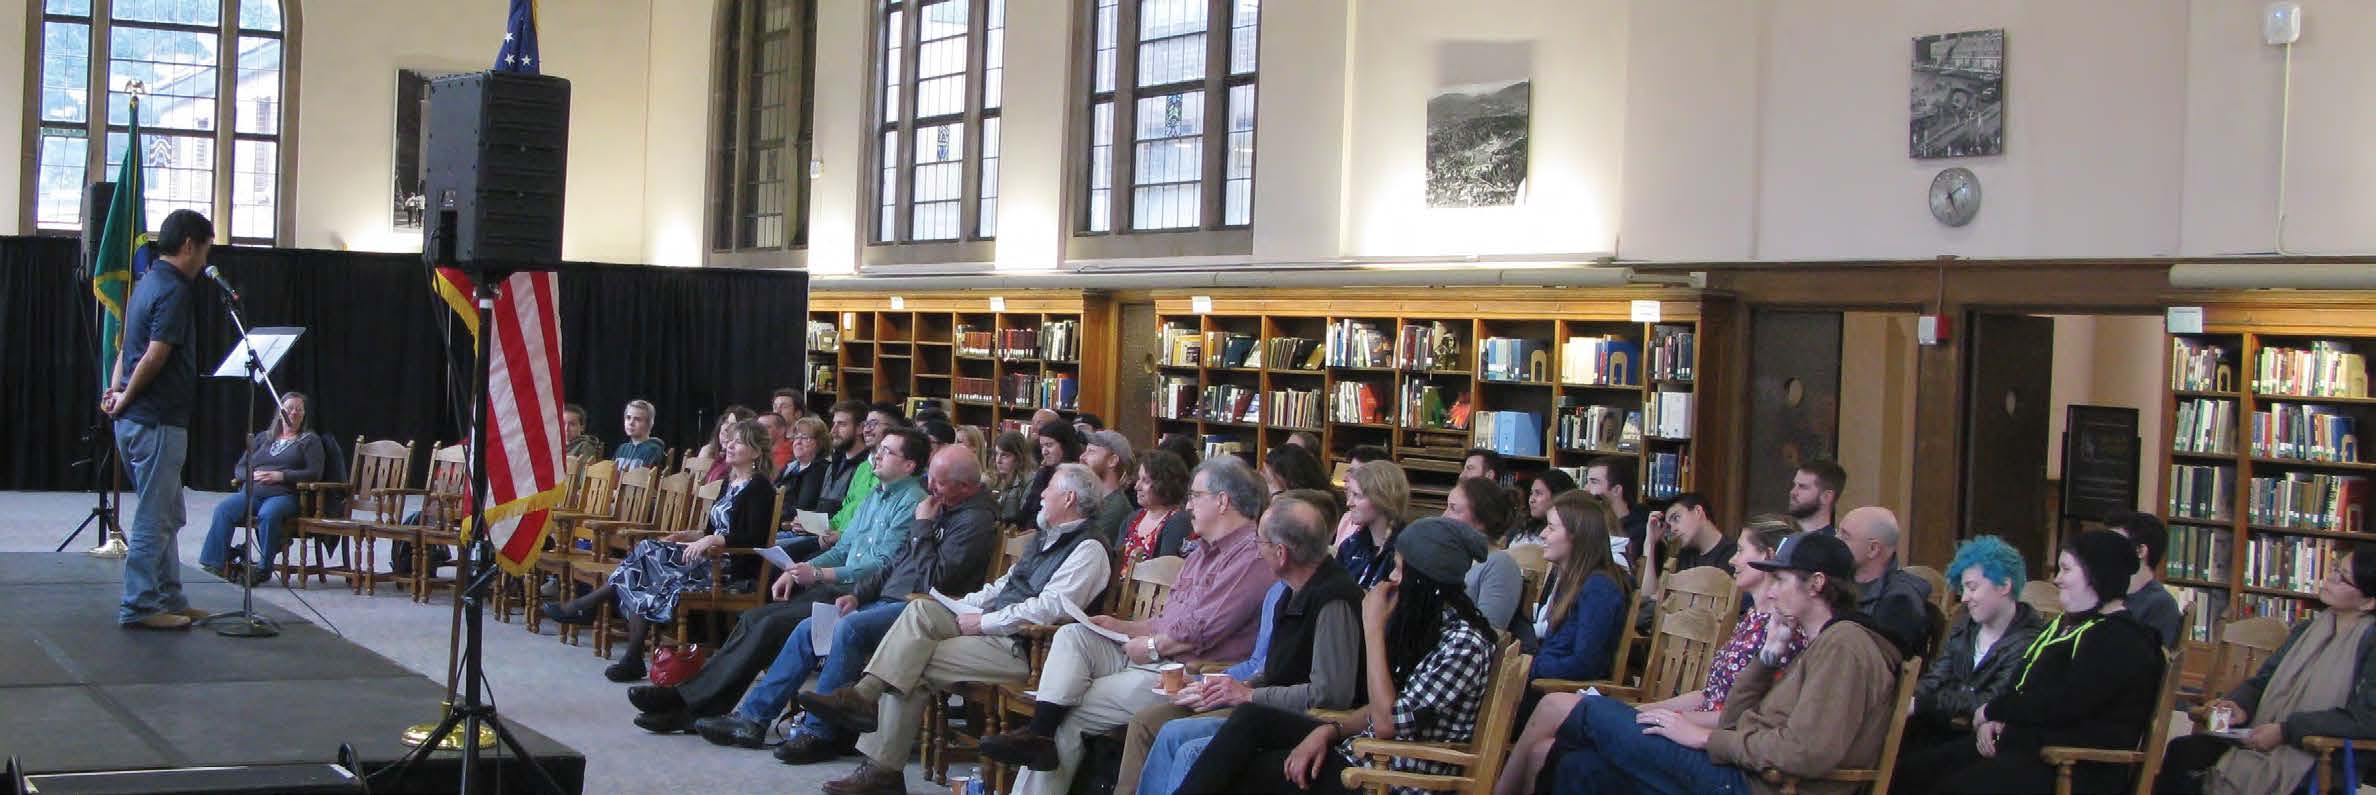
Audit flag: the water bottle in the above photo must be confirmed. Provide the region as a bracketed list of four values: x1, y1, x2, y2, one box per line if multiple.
[966, 766, 987, 795]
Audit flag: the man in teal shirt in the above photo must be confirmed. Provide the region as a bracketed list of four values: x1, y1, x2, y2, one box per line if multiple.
[790, 427, 927, 590]
[828, 405, 911, 533]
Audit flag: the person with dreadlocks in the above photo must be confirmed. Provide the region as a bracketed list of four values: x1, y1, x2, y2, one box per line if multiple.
[1175, 517, 1498, 795]
[1890, 529, 2166, 794]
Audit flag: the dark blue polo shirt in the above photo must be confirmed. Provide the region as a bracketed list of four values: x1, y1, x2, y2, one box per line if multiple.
[116, 263, 197, 428]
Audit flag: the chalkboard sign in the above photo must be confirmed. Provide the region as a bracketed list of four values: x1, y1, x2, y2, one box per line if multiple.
[2061, 405, 2141, 521]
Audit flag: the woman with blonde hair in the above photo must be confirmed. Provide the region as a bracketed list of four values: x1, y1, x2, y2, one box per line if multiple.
[989, 430, 1036, 526]
[1339, 459, 1410, 588]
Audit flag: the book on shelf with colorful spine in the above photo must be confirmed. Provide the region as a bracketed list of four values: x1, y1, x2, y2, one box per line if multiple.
[2170, 337, 2231, 392]
[2255, 341, 2368, 398]
[1559, 335, 1639, 386]
[2251, 402, 2360, 463]
[955, 376, 997, 403]
[1206, 333, 1258, 369]
[1158, 323, 1200, 366]
[2169, 584, 2229, 643]
[1555, 400, 1635, 454]
[1646, 451, 1690, 500]
[1480, 337, 1551, 383]
[1649, 325, 1695, 382]
[1155, 376, 1197, 420]
[1330, 381, 1383, 425]
[1004, 373, 1040, 408]
[807, 320, 841, 353]
[2243, 532, 2341, 595]
[1039, 320, 1080, 361]
[2166, 523, 2233, 582]
[996, 328, 1042, 361]
[2173, 397, 2235, 455]
[1326, 319, 1393, 368]
[2246, 472, 2367, 532]
[1270, 389, 1321, 431]
[2168, 463, 2234, 521]
[809, 364, 835, 393]
[1646, 391, 1694, 439]
[1266, 337, 1322, 371]
[956, 325, 992, 357]
[1473, 410, 1545, 457]
[1039, 372, 1079, 411]
[2242, 593, 2316, 623]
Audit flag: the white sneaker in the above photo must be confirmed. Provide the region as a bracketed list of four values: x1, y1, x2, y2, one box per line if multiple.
[87, 537, 129, 558]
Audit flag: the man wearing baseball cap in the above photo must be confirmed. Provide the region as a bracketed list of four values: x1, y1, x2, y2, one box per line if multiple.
[1545, 532, 1903, 795]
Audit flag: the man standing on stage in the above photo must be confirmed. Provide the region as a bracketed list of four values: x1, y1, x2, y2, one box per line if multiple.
[99, 209, 213, 630]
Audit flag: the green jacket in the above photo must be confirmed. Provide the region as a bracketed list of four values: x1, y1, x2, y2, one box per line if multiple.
[829, 459, 877, 532]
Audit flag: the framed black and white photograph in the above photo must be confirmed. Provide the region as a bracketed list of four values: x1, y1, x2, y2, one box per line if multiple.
[1426, 42, 1532, 208]
[1910, 29, 2005, 159]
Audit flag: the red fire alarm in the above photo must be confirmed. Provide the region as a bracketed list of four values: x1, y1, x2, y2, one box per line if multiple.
[1917, 314, 1951, 346]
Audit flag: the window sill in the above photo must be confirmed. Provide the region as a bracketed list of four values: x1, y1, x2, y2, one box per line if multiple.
[707, 248, 811, 269]
[862, 240, 997, 269]
[1065, 228, 1252, 263]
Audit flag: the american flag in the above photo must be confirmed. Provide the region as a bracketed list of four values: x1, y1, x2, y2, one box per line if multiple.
[495, 0, 539, 74]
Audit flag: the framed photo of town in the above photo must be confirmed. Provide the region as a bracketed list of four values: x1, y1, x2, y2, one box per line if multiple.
[1909, 29, 2004, 159]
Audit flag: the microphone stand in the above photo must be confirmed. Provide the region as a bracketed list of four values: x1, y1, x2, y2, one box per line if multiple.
[197, 282, 284, 638]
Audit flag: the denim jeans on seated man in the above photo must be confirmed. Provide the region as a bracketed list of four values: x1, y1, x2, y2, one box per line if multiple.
[200, 491, 300, 575]
[116, 419, 191, 624]
[1135, 715, 1227, 795]
[735, 598, 909, 738]
[1550, 694, 1754, 795]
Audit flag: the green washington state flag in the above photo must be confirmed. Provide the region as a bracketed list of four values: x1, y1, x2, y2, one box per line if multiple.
[92, 100, 147, 390]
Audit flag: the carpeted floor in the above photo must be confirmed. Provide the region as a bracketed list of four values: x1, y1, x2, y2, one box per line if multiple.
[0, 489, 960, 794]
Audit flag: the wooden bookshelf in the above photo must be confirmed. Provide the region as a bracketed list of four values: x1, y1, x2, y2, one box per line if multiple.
[809, 290, 1117, 434]
[1150, 288, 1732, 512]
[2161, 300, 2376, 652]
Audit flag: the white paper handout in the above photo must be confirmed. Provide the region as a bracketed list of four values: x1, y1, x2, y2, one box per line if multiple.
[930, 588, 983, 616]
[1062, 598, 1131, 644]
[794, 510, 832, 535]
[809, 602, 840, 656]
[756, 544, 795, 571]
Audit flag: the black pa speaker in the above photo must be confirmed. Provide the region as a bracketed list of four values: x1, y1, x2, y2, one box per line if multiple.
[80, 181, 115, 280]
[421, 70, 571, 271]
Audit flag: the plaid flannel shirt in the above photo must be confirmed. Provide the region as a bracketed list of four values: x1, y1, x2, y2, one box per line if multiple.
[1337, 605, 1495, 793]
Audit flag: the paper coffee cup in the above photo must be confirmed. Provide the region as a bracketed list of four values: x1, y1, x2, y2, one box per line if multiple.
[1159, 663, 1187, 693]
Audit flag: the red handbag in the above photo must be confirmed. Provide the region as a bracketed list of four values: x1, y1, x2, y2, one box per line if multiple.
[648, 643, 708, 687]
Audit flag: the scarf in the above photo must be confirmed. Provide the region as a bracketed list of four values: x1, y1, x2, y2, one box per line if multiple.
[2209, 611, 2371, 795]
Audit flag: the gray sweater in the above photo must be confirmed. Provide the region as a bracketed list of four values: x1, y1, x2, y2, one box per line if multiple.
[234, 431, 326, 499]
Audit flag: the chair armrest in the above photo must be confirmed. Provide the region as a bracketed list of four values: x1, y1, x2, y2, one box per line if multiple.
[373, 487, 435, 497]
[2039, 746, 2144, 766]
[1012, 623, 1062, 640]
[1308, 707, 1363, 724]
[1530, 678, 1637, 701]
[1346, 738, 1479, 767]
[297, 482, 350, 493]
[1339, 767, 1468, 793]
[2299, 736, 2376, 753]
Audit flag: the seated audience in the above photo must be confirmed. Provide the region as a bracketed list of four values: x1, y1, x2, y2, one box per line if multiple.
[1462, 447, 1507, 484]
[1446, 476, 1525, 633]
[1546, 532, 1901, 795]
[1032, 407, 1063, 428]
[775, 416, 830, 520]
[1120, 488, 1359, 795]
[1074, 412, 1105, 436]
[546, 419, 775, 681]
[1900, 536, 2047, 756]
[1497, 514, 1806, 795]
[1018, 420, 1085, 531]
[1157, 432, 1202, 469]
[990, 430, 1035, 526]
[1339, 459, 1410, 588]
[756, 413, 791, 475]
[823, 404, 911, 532]
[691, 446, 997, 763]
[1120, 450, 1196, 573]
[1262, 443, 1332, 496]
[1638, 492, 1738, 627]
[613, 399, 666, 470]
[1837, 505, 1933, 657]
[978, 458, 1275, 795]
[562, 402, 604, 462]
[1508, 468, 1577, 547]
[1284, 430, 1322, 452]
[813, 400, 870, 518]
[918, 418, 957, 453]
[955, 424, 989, 470]
[1582, 456, 1650, 569]
[701, 405, 758, 481]
[1174, 517, 1498, 795]
[1528, 491, 1634, 682]
[2158, 543, 2376, 795]
[797, 464, 1113, 795]
[2105, 510, 2185, 651]
[1082, 429, 1139, 543]
[771, 387, 804, 424]
[200, 391, 325, 585]
[1891, 530, 2166, 794]
[1332, 445, 1393, 543]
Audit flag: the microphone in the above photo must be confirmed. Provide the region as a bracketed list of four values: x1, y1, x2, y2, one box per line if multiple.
[202, 265, 241, 302]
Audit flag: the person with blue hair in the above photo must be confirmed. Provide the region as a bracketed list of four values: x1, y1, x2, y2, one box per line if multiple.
[1890, 534, 2050, 791]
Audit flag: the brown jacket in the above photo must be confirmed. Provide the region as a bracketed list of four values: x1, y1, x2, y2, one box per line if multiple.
[1704, 614, 1902, 795]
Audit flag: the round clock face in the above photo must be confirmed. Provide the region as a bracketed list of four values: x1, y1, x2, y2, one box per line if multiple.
[1930, 167, 1981, 227]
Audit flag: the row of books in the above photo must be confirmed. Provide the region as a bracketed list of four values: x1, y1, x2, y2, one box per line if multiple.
[2246, 471, 2367, 532]
[1200, 385, 1260, 424]
[2172, 397, 2235, 455]
[2256, 341, 2368, 398]
[1649, 326, 1696, 383]
[1207, 333, 1258, 368]
[1330, 381, 1384, 425]
[1266, 337, 1324, 371]
[954, 376, 996, 403]
[1039, 372, 1079, 411]
[2169, 585, 2228, 643]
[1269, 389, 1322, 431]
[1645, 451, 1690, 500]
[807, 320, 841, 354]
[956, 325, 993, 357]
[2242, 532, 2340, 595]
[1398, 323, 1462, 372]
[1645, 392, 1694, 440]
[2169, 463, 2234, 521]
[2250, 402, 2362, 463]
[1003, 373, 1043, 409]
[1158, 324, 1201, 366]
[1556, 402, 1641, 454]
[2170, 337, 2230, 392]
[1482, 338, 1552, 383]
[1200, 434, 1246, 461]
[1472, 410, 1546, 457]
[992, 323, 1079, 362]
[1560, 336, 1640, 387]
[2241, 593, 2316, 624]
[808, 363, 835, 393]
[2165, 523, 2232, 582]
[1399, 381, 1470, 431]
[1154, 376, 1197, 420]
[1325, 320, 1394, 369]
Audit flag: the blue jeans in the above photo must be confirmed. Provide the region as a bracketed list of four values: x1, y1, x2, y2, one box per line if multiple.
[1138, 715, 1226, 795]
[736, 598, 906, 738]
[115, 420, 190, 623]
[1552, 695, 1753, 795]
[201, 491, 298, 575]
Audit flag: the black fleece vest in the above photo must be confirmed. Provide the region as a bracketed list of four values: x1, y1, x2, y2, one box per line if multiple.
[1262, 559, 1367, 689]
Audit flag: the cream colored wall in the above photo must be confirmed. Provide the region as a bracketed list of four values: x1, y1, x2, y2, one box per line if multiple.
[1, 4, 25, 237]
[1836, 312, 1919, 519]
[640, 0, 715, 268]
[2045, 314, 2165, 514]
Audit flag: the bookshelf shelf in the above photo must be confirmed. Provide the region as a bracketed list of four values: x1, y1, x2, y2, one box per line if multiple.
[810, 291, 1113, 435]
[2169, 450, 2237, 462]
[1561, 382, 1642, 392]
[2246, 524, 2375, 542]
[2252, 392, 2376, 406]
[2172, 389, 2240, 399]
[2243, 585, 2318, 600]
[2249, 456, 2376, 472]
[2168, 576, 2227, 590]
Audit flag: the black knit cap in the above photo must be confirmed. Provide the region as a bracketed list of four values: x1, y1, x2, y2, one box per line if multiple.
[2065, 529, 2140, 608]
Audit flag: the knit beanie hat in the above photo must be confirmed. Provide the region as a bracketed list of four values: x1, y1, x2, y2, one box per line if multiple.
[2065, 529, 2140, 608]
[1397, 516, 1489, 585]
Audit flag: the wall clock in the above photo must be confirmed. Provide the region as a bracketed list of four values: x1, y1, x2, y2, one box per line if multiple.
[1929, 167, 1981, 227]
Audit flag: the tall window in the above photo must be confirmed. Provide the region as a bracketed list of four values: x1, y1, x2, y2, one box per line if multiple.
[1082, 0, 1256, 234]
[709, 0, 816, 258]
[30, 0, 291, 244]
[872, 0, 1003, 247]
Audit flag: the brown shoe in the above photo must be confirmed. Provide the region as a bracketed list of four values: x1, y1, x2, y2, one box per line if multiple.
[979, 727, 1061, 771]
[174, 607, 212, 620]
[796, 687, 880, 734]
[820, 761, 905, 795]
[124, 613, 193, 630]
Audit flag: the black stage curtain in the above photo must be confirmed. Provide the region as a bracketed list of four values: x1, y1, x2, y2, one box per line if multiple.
[0, 236, 807, 492]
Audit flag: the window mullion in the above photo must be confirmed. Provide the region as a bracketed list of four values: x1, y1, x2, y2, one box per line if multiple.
[1197, 0, 1228, 231]
[894, 0, 923, 243]
[956, 0, 986, 241]
[728, 0, 760, 249]
[214, 2, 238, 239]
[83, 2, 111, 197]
[1110, 0, 1140, 233]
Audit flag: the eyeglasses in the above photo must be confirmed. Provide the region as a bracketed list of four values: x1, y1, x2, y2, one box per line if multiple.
[1187, 489, 1217, 502]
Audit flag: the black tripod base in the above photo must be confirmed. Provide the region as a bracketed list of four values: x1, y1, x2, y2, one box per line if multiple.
[381, 704, 567, 795]
[196, 611, 282, 637]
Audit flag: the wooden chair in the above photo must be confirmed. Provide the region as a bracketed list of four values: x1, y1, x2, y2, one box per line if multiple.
[1761, 656, 1924, 795]
[354, 442, 469, 602]
[1594, 606, 1727, 704]
[1506, 543, 1550, 616]
[527, 460, 620, 635]
[1655, 565, 1741, 618]
[680, 451, 717, 484]
[680, 478, 776, 645]
[289, 438, 416, 594]
[1905, 564, 1952, 614]
[1529, 563, 1684, 697]
[1340, 642, 1532, 794]
[2039, 647, 2185, 795]
[2022, 581, 2064, 618]
[560, 467, 663, 655]
[2301, 735, 2376, 795]
[493, 454, 588, 622]
[2181, 616, 2287, 716]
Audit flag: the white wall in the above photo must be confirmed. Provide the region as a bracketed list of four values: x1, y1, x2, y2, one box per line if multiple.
[641, 0, 715, 268]
[1, 4, 25, 238]
[2180, 0, 2376, 256]
[2046, 314, 2164, 514]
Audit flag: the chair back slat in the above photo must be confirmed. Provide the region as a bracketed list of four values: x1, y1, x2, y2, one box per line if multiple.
[423, 443, 470, 524]
[1506, 544, 1549, 613]
[610, 466, 662, 526]
[645, 471, 698, 535]
[1458, 644, 1534, 795]
[1639, 607, 1728, 705]
[1904, 565, 1952, 614]
[1870, 655, 1925, 793]
[2132, 647, 2189, 795]
[686, 478, 725, 535]
[573, 461, 620, 514]
[2206, 617, 2288, 707]
[1128, 555, 1185, 622]
[350, 438, 415, 518]
[2021, 581, 2063, 619]
[682, 452, 717, 484]
[1659, 565, 1739, 617]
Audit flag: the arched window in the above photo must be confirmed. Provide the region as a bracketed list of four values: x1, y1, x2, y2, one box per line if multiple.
[29, 0, 293, 244]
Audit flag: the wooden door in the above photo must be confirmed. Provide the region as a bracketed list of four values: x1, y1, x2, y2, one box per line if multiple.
[1962, 313, 2055, 577]
[1745, 310, 1842, 517]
